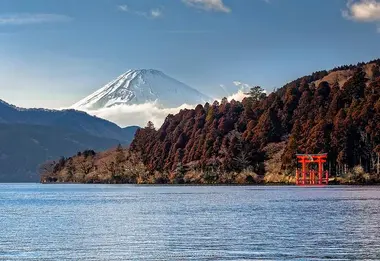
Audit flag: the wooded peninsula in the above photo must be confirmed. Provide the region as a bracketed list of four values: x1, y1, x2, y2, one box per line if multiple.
[41, 60, 380, 185]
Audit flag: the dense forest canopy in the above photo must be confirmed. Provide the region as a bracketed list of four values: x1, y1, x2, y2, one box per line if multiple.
[42, 59, 380, 184]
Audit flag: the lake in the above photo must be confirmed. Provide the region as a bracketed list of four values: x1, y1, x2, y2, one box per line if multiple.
[0, 184, 379, 260]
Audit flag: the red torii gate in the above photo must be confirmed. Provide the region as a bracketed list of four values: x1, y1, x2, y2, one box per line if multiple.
[296, 154, 329, 186]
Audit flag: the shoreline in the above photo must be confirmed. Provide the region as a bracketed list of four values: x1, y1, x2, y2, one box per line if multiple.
[38, 182, 380, 186]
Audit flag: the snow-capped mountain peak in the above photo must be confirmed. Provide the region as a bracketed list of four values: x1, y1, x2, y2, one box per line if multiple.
[72, 69, 211, 110]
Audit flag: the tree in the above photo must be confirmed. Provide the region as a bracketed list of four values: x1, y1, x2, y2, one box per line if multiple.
[371, 64, 380, 79]
[342, 69, 366, 101]
[146, 121, 155, 130]
[245, 86, 267, 101]
[83, 150, 96, 158]
[39, 161, 56, 182]
[64, 158, 75, 182]
[221, 97, 228, 105]
[115, 144, 125, 163]
[78, 159, 94, 177]
[225, 131, 252, 171]
[206, 106, 215, 122]
[233, 150, 250, 171]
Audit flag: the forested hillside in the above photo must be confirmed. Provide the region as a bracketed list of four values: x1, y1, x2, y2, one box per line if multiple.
[42, 59, 380, 184]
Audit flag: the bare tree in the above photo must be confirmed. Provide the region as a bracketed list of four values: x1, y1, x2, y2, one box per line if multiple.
[103, 161, 116, 176]
[228, 130, 252, 170]
[233, 150, 250, 170]
[38, 161, 56, 182]
[78, 159, 94, 181]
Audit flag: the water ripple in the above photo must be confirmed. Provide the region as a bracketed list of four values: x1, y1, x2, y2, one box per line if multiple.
[0, 184, 380, 260]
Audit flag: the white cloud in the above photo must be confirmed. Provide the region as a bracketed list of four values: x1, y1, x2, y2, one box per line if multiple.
[150, 9, 163, 18]
[213, 81, 269, 103]
[342, 0, 380, 32]
[183, 0, 231, 13]
[224, 90, 249, 102]
[76, 85, 250, 128]
[343, 0, 380, 22]
[0, 13, 71, 25]
[80, 102, 196, 127]
[118, 5, 163, 19]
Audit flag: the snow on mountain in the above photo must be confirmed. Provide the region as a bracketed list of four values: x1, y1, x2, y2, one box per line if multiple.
[72, 69, 211, 110]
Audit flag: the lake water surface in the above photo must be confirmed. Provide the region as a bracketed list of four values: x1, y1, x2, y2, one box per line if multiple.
[0, 184, 379, 260]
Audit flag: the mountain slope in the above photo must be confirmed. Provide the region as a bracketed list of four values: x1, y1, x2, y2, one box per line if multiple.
[0, 99, 140, 182]
[72, 69, 211, 109]
[0, 100, 136, 143]
[122, 126, 140, 138]
[0, 123, 120, 182]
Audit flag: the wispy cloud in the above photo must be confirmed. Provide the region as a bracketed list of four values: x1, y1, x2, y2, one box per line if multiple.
[161, 30, 211, 34]
[118, 5, 129, 12]
[182, 0, 231, 13]
[0, 13, 72, 25]
[118, 4, 163, 19]
[342, 0, 380, 32]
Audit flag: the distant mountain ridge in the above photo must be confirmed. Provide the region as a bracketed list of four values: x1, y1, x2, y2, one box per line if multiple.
[0, 123, 121, 182]
[72, 69, 211, 110]
[0, 99, 136, 142]
[0, 99, 139, 182]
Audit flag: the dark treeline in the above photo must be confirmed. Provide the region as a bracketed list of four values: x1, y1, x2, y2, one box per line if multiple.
[42, 59, 380, 184]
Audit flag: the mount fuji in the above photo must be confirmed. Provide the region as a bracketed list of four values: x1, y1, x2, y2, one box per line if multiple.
[72, 69, 211, 110]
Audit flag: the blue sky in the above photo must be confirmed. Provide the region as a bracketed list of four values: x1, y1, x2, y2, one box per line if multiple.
[0, 0, 380, 108]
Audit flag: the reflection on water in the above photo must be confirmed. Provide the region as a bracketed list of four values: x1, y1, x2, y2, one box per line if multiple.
[0, 184, 380, 260]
